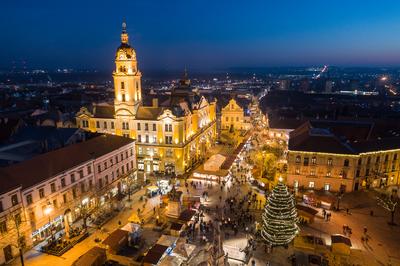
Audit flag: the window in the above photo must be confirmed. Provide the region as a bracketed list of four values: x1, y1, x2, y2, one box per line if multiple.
[121, 154, 123, 161]
[121, 81, 125, 90]
[39, 188, 45, 199]
[165, 124, 172, 132]
[89, 179, 93, 189]
[0, 201, 3, 212]
[122, 94, 126, 102]
[366, 168, 370, 176]
[63, 194, 67, 204]
[153, 124, 156, 131]
[0, 221, 7, 233]
[82, 120, 89, 128]
[153, 136, 157, 143]
[52, 199, 57, 208]
[376, 156, 380, 163]
[104, 162, 107, 169]
[87, 165, 92, 174]
[138, 135, 142, 143]
[98, 165, 101, 173]
[344, 159, 349, 167]
[311, 157, 316, 165]
[225, 117, 229, 122]
[11, 194, 19, 206]
[26, 194, 33, 205]
[303, 157, 309, 166]
[165, 136, 173, 144]
[111, 121, 115, 129]
[137, 123, 141, 130]
[295, 156, 301, 164]
[356, 169, 360, 177]
[61, 178, 66, 188]
[80, 182, 85, 193]
[79, 170, 84, 179]
[70, 173, 75, 183]
[145, 123, 149, 131]
[342, 171, 347, 179]
[105, 175, 109, 185]
[72, 188, 77, 199]
[327, 158, 333, 166]
[324, 183, 330, 191]
[116, 155, 119, 163]
[327, 171, 331, 177]
[122, 122, 129, 130]
[96, 121, 100, 128]
[236, 117, 239, 122]
[50, 183, 56, 193]
[310, 169, 315, 176]
[166, 149, 173, 157]
[145, 135, 149, 143]
[308, 181, 315, 188]
[367, 157, 371, 165]
[385, 154, 389, 162]
[103, 121, 107, 129]
[99, 179, 103, 189]
[394, 154, 398, 161]
[358, 158, 362, 165]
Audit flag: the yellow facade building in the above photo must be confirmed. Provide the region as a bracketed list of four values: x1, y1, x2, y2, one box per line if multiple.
[76, 22, 217, 175]
[221, 98, 251, 132]
[287, 121, 400, 192]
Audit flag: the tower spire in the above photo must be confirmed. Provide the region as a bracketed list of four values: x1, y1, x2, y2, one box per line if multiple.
[121, 19, 129, 44]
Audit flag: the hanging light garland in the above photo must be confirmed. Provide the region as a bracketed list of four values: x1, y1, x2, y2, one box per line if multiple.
[261, 181, 299, 246]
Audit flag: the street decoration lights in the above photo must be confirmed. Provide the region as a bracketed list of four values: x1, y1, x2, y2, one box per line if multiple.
[261, 180, 299, 247]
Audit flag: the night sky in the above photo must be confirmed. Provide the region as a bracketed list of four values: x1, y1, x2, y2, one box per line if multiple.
[1, 0, 400, 71]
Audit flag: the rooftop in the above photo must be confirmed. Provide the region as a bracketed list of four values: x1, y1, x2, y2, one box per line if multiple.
[0, 134, 134, 194]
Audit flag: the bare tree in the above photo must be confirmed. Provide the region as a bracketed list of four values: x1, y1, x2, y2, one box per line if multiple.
[377, 194, 398, 225]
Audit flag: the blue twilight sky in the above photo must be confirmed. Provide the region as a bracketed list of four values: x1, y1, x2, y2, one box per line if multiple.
[1, 0, 400, 71]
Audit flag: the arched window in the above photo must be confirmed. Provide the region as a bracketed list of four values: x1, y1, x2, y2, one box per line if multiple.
[311, 156, 317, 165]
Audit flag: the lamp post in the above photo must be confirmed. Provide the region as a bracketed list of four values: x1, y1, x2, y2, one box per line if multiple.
[44, 202, 54, 240]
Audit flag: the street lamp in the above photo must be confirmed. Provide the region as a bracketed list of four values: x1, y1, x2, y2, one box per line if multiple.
[44, 202, 54, 240]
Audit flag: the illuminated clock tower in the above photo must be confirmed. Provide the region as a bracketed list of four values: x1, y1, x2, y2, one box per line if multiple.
[113, 21, 142, 117]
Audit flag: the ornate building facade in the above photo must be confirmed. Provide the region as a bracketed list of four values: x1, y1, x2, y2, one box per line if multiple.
[76, 22, 217, 175]
[287, 121, 400, 192]
[221, 98, 250, 132]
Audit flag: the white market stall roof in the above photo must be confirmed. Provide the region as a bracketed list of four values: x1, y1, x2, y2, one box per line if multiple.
[203, 154, 226, 172]
[156, 234, 178, 247]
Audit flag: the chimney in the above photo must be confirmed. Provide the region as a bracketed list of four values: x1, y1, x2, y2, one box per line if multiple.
[152, 98, 158, 107]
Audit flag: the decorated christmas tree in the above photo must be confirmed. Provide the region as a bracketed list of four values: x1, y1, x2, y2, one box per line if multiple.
[261, 181, 299, 246]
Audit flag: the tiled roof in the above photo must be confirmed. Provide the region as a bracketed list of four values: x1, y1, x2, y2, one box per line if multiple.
[93, 105, 115, 118]
[0, 134, 134, 194]
[289, 120, 400, 154]
[135, 107, 164, 120]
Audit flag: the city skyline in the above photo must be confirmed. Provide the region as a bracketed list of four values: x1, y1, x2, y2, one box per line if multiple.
[2, 0, 400, 71]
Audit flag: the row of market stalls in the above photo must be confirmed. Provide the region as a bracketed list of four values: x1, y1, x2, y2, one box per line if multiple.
[192, 132, 252, 183]
[142, 208, 199, 266]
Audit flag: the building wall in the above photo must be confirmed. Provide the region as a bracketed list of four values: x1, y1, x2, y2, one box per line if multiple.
[287, 149, 400, 192]
[221, 99, 246, 131]
[0, 140, 136, 264]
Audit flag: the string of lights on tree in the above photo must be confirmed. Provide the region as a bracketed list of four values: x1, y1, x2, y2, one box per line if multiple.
[261, 180, 299, 246]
